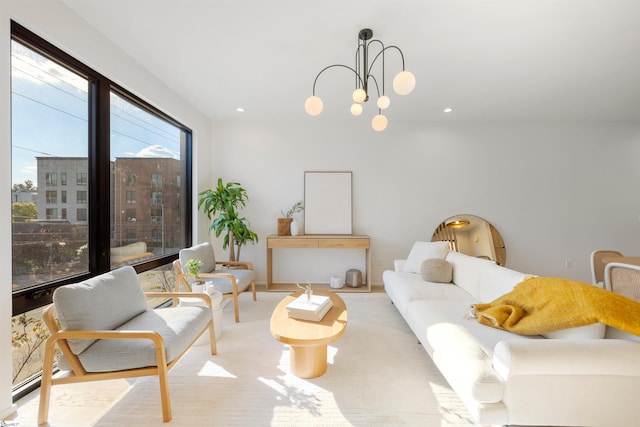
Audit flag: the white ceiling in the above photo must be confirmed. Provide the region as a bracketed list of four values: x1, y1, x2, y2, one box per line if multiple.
[61, 0, 640, 123]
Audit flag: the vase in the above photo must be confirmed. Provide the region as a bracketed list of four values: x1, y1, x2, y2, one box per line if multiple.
[305, 289, 313, 300]
[290, 219, 300, 236]
[204, 281, 215, 293]
[278, 218, 293, 236]
[192, 282, 206, 293]
[330, 276, 343, 289]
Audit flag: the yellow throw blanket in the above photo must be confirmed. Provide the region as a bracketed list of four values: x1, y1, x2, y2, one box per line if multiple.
[472, 276, 640, 336]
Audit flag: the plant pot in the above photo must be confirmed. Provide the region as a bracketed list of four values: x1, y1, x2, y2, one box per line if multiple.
[278, 218, 293, 236]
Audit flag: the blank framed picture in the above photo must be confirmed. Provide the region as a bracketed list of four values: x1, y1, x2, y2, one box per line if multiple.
[304, 171, 352, 234]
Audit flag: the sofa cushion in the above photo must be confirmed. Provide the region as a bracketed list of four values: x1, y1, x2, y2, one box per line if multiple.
[405, 299, 540, 356]
[605, 326, 640, 342]
[420, 258, 453, 283]
[53, 266, 148, 355]
[543, 322, 606, 340]
[478, 263, 531, 303]
[428, 323, 503, 403]
[383, 270, 473, 316]
[446, 251, 497, 300]
[403, 241, 450, 274]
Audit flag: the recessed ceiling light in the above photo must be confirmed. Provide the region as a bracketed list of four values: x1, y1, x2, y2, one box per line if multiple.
[236, 107, 245, 112]
[443, 107, 453, 113]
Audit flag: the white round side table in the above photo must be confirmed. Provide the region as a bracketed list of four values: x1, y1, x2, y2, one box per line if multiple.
[179, 286, 223, 343]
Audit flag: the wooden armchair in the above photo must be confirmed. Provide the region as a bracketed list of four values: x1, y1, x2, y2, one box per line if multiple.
[604, 261, 640, 341]
[590, 249, 623, 285]
[174, 242, 256, 322]
[38, 266, 216, 424]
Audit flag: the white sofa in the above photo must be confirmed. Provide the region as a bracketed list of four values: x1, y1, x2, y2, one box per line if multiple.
[383, 242, 640, 427]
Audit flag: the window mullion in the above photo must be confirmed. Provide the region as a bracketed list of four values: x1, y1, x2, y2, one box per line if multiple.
[90, 78, 112, 273]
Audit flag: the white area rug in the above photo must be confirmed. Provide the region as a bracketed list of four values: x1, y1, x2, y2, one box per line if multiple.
[15, 291, 473, 426]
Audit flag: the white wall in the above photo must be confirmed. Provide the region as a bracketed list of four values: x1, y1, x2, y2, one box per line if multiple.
[1, 0, 213, 416]
[208, 119, 640, 286]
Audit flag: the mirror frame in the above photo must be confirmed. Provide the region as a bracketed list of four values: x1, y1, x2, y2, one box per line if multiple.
[431, 214, 506, 266]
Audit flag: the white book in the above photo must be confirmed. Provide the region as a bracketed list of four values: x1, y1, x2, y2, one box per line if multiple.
[286, 294, 332, 315]
[287, 300, 333, 322]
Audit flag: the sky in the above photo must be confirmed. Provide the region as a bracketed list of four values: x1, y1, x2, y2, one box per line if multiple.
[11, 39, 182, 189]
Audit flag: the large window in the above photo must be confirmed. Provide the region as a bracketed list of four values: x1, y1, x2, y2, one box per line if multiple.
[110, 91, 187, 263]
[10, 22, 193, 395]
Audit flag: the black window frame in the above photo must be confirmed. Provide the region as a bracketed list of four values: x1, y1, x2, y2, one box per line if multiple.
[11, 21, 194, 317]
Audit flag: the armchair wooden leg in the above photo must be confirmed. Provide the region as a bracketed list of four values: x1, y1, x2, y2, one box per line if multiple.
[37, 338, 57, 425]
[155, 347, 172, 422]
[158, 365, 172, 422]
[208, 320, 217, 355]
[251, 280, 256, 301]
[233, 294, 240, 323]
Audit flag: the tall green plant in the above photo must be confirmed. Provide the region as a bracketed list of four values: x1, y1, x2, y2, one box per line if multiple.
[198, 178, 258, 261]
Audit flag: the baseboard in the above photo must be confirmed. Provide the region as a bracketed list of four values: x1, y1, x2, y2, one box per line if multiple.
[0, 404, 17, 420]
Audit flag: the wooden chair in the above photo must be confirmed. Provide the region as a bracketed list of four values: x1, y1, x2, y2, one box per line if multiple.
[174, 242, 256, 322]
[590, 250, 623, 285]
[604, 261, 640, 341]
[38, 266, 216, 424]
[604, 262, 640, 300]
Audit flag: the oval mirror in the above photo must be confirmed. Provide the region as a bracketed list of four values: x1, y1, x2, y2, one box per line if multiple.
[431, 214, 506, 266]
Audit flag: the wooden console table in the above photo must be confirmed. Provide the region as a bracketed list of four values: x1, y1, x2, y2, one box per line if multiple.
[266, 234, 371, 292]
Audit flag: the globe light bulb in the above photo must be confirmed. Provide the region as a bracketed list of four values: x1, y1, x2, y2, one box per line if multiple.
[371, 114, 388, 131]
[350, 103, 363, 116]
[377, 95, 390, 109]
[352, 88, 367, 103]
[304, 96, 323, 116]
[392, 70, 416, 95]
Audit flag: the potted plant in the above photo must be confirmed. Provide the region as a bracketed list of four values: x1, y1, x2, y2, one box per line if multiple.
[278, 201, 304, 236]
[185, 259, 206, 292]
[198, 178, 258, 261]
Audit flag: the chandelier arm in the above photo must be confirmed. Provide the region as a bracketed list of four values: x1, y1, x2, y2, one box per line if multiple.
[311, 64, 364, 95]
[354, 46, 362, 89]
[365, 39, 385, 73]
[365, 39, 384, 94]
[371, 45, 406, 71]
[368, 76, 384, 117]
[368, 74, 382, 104]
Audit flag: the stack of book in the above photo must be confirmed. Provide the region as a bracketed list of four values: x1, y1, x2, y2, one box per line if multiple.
[286, 293, 333, 321]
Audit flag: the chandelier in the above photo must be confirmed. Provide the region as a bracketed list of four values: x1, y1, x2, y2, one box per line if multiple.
[304, 28, 416, 131]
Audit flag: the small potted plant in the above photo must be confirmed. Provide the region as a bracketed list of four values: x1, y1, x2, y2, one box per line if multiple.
[185, 259, 206, 292]
[278, 201, 304, 236]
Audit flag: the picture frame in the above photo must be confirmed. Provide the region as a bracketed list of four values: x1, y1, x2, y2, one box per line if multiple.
[304, 171, 352, 234]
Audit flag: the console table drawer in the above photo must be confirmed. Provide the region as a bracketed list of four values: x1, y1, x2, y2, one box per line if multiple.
[268, 238, 318, 249]
[318, 238, 370, 249]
